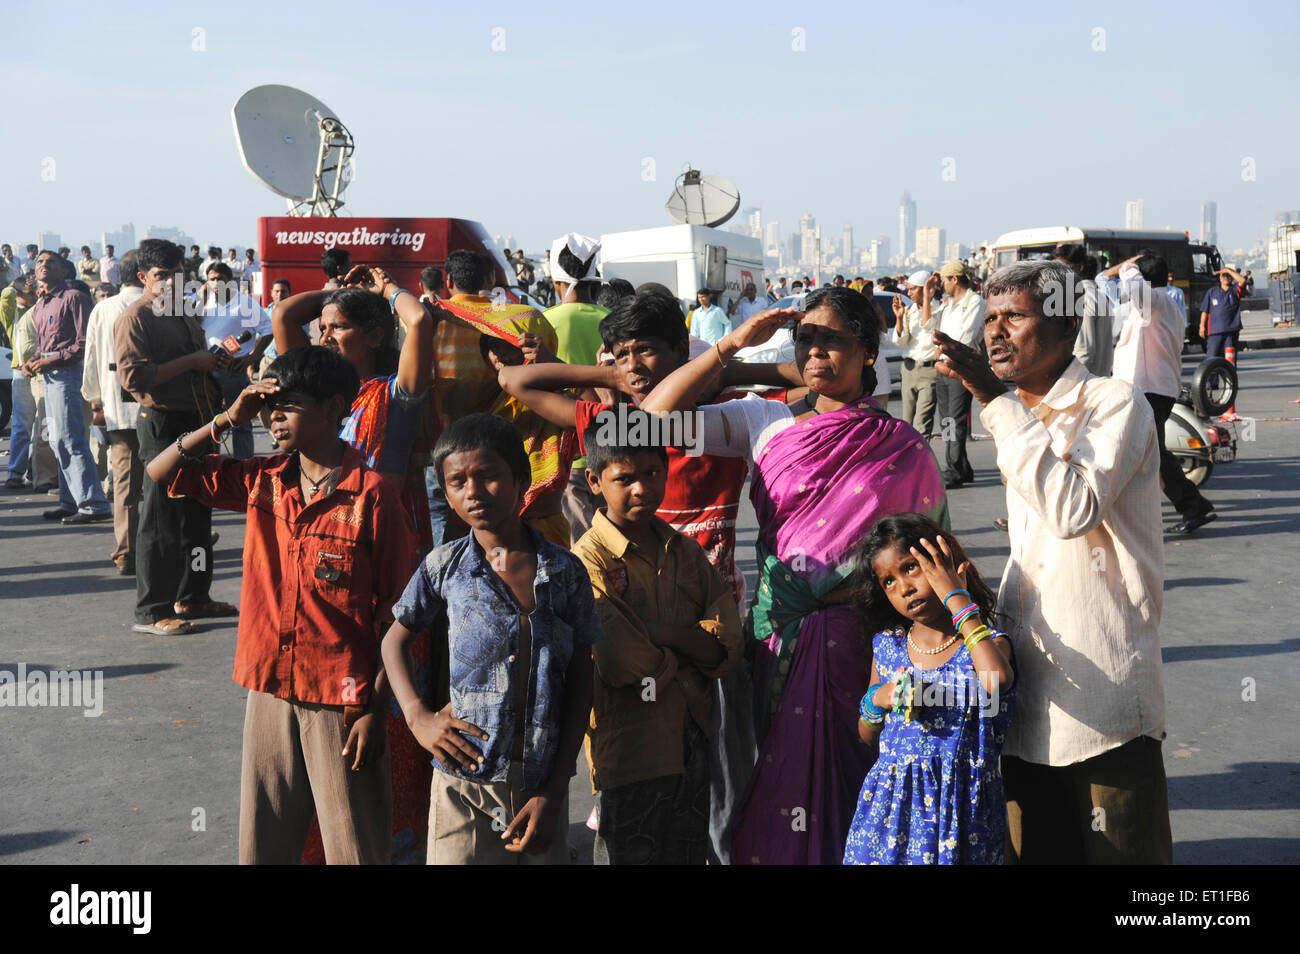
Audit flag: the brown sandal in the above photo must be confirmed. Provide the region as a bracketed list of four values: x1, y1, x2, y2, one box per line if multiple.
[132, 618, 196, 636]
[174, 601, 239, 620]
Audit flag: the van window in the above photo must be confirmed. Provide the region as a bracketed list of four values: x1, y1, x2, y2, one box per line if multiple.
[995, 249, 1017, 268]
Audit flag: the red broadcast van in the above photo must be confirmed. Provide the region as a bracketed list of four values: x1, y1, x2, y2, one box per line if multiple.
[255, 216, 524, 305]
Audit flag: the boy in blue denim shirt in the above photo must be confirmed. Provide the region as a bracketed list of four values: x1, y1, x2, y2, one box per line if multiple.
[382, 412, 600, 864]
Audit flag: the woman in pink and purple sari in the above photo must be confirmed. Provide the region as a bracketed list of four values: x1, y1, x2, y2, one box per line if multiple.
[642, 286, 948, 864]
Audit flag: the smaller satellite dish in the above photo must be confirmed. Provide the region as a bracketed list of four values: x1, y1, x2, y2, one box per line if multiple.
[666, 168, 741, 228]
[232, 85, 354, 216]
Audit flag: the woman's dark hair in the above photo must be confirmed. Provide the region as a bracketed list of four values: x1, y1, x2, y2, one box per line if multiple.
[598, 288, 688, 350]
[800, 285, 881, 394]
[320, 247, 351, 279]
[434, 412, 531, 487]
[446, 249, 491, 293]
[68, 280, 91, 295]
[851, 513, 999, 634]
[323, 287, 399, 376]
[137, 238, 183, 272]
[264, 345, 361, 423]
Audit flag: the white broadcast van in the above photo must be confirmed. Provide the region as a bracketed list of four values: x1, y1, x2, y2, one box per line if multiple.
[598, 224, 765, 321]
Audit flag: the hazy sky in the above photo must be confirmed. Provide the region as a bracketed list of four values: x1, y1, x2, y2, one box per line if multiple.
[3, 0, 1296, 256]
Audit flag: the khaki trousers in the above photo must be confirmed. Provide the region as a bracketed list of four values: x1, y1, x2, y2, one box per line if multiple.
[428, 762, 570, 865]
[29, 375, 58, 489]
[900, 360, 937, 438]
[239, 690, 391, 865]
[1004, 735, 1173, 865]
[107, 429, 142, 564]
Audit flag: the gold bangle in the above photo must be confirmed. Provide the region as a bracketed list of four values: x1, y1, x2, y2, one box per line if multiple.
[714, 342, 727, 366]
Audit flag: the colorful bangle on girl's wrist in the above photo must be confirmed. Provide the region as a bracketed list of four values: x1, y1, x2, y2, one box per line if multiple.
[388, 288, 407, 311]
[964, 625, 992, 651]
[861, 690, 885, 724]
[952, 603, 980, 629]
[942, 588, 972, 608]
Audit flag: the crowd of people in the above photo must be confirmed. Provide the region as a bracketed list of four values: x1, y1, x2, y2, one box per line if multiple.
[0, 228, 1237, 866]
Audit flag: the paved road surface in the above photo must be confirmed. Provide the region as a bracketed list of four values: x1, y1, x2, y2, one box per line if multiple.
[2, 348, 1297, 863]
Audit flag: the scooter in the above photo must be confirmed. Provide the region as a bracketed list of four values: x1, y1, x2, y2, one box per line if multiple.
[1164, 357, 1239, 487]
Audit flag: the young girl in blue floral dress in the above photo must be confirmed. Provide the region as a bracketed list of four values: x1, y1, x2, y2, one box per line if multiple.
[844, 513, 1017, 865]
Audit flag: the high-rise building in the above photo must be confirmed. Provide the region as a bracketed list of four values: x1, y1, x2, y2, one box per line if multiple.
[37, 231, 63, 252]
[788, 232, 801, 268]
[1199, 202, 1217, 246]
[915, 227, 945, 264]
[899, 191, 917, 260]
[841, 225, 853, 268]
[742, 206, 762, 240]
[869, 236, 889, 269]
[1124, 199, 1144, 230]
[800, 214, 818, 266]
[944, 241, 969, 262]
[1276, 210, 1300, 225]
[765, 221, 780, 260]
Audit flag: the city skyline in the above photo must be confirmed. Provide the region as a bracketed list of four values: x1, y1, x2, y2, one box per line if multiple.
[2, 3, 1294, 265]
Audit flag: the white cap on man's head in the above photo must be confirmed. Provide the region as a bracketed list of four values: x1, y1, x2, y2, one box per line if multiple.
[549, 233, 602, 285]
[906, 270, 931, 287]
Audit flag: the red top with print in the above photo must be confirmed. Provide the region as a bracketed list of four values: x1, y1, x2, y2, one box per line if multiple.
[169, 446, 416, 706]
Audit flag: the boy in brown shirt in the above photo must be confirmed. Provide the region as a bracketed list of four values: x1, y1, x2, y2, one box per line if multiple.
[571, 409, 742, 865]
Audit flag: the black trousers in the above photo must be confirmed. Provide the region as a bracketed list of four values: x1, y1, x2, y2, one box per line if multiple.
[1145, 394, 1211, 520]
[935, 373, 974, 483]
[135, 407, 214, 623]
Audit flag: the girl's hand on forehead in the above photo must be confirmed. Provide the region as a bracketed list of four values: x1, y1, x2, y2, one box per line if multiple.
[909, 536, 971, 603]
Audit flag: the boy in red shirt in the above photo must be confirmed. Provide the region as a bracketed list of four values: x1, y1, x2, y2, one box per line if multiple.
[147, 345, 415, 864]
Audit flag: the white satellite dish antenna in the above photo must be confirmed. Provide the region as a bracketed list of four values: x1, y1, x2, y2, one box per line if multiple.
[665, 167, 740, 227]
[232, 85, 355, 217]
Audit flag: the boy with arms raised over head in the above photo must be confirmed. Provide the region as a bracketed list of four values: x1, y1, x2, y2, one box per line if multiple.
[572, 411, 742, 864]
[147, 345, 415, 863]
[382, 412, 600, 864]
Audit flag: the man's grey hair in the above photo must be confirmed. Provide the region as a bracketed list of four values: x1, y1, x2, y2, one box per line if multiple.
[985, 260, 1074, 320]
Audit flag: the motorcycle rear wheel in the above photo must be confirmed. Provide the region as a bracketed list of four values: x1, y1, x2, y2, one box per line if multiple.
[1178, 454, 1213, 487]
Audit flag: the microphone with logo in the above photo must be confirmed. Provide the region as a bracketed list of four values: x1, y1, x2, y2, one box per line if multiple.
[210, 329, 253, 359]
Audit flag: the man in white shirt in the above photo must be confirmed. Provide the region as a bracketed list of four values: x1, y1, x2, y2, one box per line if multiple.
[199, 246, 222, 282]
[198, 260, 272, 459]
[933, 260, 986, 488]
[81, 251, 145, 574]
[935, 259, 1172, 865]
[225, 248, 244, 282]
[727, 281, 767, 330]
[1104, 253, 1215, 534]
[889, 269, 939, 437]
[772, 277, 790, 300]
[99, 245, 121, 285]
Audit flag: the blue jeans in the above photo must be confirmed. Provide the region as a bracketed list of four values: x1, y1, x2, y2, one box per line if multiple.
[8, 376, 35, 480]
[43, 363, 110, 515]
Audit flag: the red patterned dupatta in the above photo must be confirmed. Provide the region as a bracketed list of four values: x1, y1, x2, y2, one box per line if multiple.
[435, 297, 576, 513]
[346, 376, 433, 552]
